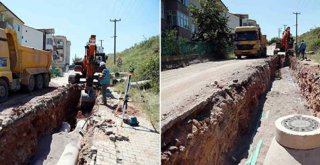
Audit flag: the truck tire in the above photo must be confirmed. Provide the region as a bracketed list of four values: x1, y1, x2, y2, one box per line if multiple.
[43, 74, 50, 88]
[35, 74, 44, 90]
[0, 79, 8, 103]
[26, 76, 35, 92]
[236, 55, 241, 59]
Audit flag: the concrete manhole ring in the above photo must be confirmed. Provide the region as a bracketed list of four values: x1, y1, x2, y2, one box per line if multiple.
[275, 114, 320, 150]
[281, 115, 319, 132]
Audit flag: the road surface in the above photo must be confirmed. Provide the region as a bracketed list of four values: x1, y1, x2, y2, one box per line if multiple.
[161, 58, 269, 127]
[161, 46, 277, 124]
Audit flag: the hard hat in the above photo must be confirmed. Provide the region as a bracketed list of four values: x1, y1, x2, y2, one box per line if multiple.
[99, 62, 106, 67]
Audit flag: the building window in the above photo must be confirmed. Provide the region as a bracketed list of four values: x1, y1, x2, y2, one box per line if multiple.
[167, 11, 177, 26]
[17, 25, 20, 32]
[47, 38, 53, 45]
[177, 11, 189, 29]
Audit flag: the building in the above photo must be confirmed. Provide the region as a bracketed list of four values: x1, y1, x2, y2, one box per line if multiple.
[233, 13, 249, 27]
[0, 2, 24, 43]
[0, 2, 71, 72]
[162, 0, 230, 39]
[38, 28, 55, 50]
[247, 19, 258, 26]
[227, 13, 240, 32]
[161, 0, 193, 39]
[21, 25, 43, 50]
[53, 36, 71, 71]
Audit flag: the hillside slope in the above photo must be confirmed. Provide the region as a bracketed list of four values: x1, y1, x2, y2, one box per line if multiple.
[107, 36, 160, 129]
[107, 36, 159, 90]
[299, 27, 320, 62]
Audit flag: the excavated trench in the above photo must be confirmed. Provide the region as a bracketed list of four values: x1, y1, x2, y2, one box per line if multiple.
[161, 55, 320, 165]
[0, 85, 83, 164]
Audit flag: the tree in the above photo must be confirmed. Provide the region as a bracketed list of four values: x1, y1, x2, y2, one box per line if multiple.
[161, 29, 179, 56]
[72, 56, 83, 65]
[189, 0, 232, 57]
[268, 37, 280, 45]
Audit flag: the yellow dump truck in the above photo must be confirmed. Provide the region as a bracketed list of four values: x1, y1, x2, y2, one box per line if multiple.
[0, 29, 51, 102]
[234, 26, 267, 59]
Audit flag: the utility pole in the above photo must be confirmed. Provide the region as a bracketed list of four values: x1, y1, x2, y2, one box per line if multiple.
[110, 19, 121, 65]
[99, 40, 104, 47]
[283, 24, 287, 32]
[278, 28, 282, 38]
[293, 12, 301, 44]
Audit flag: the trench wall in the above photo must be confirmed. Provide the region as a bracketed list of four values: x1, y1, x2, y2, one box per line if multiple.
[290, 57, 320, 116]
[0, 86, 80, 165]
[161, 56, 280, 165]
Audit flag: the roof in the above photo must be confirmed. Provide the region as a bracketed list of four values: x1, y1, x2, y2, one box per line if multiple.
[232, 13, 249, 18]
[0, 2, 24, 24]
[38, 28, 55, 34]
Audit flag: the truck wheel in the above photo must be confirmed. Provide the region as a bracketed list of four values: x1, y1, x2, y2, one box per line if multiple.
[35, 74, 44, 90]
[0, 79, 8, 103]
[43, 74, 50, 88]
[236, 55, 241, 59]
[27, 76, 35, 92]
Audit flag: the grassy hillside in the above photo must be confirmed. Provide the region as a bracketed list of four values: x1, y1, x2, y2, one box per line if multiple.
[107, 36, 160, 129]
[299, 27, 320, 62]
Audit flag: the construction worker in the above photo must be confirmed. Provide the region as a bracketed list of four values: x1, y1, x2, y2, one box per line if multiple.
[99, 62, 110, 105]
[282, 27, 291, 51]
[299, 40, 307, 60]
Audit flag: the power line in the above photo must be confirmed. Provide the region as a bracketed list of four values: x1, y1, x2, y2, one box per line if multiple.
[278, 28, 282, 38]
[110, 19, 121, 65]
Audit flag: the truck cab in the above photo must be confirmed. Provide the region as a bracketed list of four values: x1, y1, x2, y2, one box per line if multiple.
[234, 26, 267, 59]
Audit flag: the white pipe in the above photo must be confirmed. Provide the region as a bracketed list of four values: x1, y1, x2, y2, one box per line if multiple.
[56, 120, 87, 165]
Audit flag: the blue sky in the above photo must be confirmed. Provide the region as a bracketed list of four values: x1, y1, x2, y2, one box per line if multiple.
[2, 0, 159, 63]
[223, 0, 320, 40]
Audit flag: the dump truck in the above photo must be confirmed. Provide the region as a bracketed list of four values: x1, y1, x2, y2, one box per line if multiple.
[234, 26, 267, 59]
[0, 29, 52, 102]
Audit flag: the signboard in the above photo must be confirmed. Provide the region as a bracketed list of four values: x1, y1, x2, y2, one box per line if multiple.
[0, 57, 7, 68]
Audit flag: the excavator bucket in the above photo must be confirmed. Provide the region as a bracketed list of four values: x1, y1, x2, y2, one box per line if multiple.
[79, 88, 96, 114]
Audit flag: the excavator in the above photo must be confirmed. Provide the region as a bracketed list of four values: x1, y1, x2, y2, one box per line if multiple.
[69, 35, 107, 111]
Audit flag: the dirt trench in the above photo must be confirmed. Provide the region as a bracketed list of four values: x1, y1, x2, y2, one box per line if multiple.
[0, 85, 81, 165]
[290, 58, 320, 116]
[161, 56, 280, 165]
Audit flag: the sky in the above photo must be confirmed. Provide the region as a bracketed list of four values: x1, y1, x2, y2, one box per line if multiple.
[2, 0, 159, 63]
[223, 0, 320, 39]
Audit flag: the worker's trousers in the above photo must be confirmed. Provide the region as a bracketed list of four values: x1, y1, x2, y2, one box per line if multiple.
[101, 85, 107, 105]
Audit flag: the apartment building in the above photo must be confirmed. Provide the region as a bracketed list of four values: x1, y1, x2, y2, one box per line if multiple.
[21, 25, 43, 49]
[53, 36, 71, 71]
[162, 0, 231, 39]
[0, 2, 24, 43]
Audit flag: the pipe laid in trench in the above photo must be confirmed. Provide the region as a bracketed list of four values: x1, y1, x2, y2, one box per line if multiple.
[57, 119, 88, 165]
[0, 85, 81, 165]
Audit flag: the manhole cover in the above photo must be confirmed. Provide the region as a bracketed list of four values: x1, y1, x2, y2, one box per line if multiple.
[281, 115, 319, 132]
[276, 114, 320, 149]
